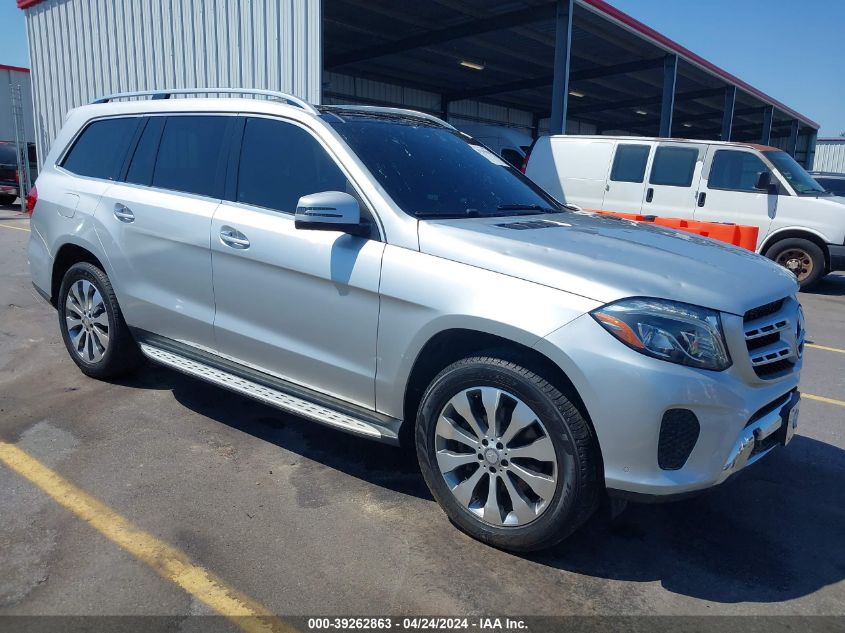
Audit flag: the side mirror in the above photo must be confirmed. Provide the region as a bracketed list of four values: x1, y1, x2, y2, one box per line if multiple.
[754, 171, 772, 191]
[294, 191, 366, 236]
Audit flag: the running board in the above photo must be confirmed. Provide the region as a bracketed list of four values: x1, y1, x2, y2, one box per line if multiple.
[139, 343, 399, 444]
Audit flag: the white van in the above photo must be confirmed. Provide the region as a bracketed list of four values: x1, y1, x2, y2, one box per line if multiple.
[455, 123, 533, 169]
[525, 135, 845, 288]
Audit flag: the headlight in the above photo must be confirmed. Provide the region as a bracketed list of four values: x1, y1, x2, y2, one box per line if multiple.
[591, 298, 731, 371]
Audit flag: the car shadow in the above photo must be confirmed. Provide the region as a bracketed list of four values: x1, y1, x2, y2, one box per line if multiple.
[114, 363, 845, 604]
[526, 434, 845, 603]
[113, 362, 431, 501]
[801, 272, 845, 297]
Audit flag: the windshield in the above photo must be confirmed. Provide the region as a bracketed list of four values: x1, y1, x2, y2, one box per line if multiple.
[327, 113, 561, 219]
[764, 150, 827, 195]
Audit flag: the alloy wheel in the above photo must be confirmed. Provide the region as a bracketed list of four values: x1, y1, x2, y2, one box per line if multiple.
[434, 387, 558, 527]
[65, 279, 110, 363]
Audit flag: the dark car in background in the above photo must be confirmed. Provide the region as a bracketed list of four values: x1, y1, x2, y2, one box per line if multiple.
[810, 171, 845, 199]
[0, 141, 37, 206]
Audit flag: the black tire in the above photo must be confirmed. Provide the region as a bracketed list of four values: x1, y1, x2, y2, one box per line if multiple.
[0, 194, 16, 206]
[415, 354, 602, 552]
[58, 262, 144, 379]
[764, 238, 826, 289]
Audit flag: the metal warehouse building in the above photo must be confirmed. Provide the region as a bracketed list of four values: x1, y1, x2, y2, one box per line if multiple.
[813, 138, 845, 173]
[17, 0, 819, 167]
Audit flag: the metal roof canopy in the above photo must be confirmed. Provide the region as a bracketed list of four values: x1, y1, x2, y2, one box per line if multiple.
[323, 0, 818, 144]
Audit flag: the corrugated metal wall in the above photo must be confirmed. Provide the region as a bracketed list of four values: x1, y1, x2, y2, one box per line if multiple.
[24, 0, 322, 160]
[813, 140, 845, 172]
[0, 69, 36, 144]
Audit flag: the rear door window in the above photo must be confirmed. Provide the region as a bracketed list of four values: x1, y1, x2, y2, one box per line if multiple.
[236, 117, 350, 213]
[708, 150, 769, 192]
[610, 144, 650, 183]
[125, 117, 165, 186]
[152, 116, 230, 197]
[649, 146, 699, 187]
[61, 117, 140, 180]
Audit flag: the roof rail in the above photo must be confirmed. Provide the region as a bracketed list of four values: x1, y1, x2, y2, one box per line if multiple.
[91, 88, 319, 115]
[326, 105, 456, 130]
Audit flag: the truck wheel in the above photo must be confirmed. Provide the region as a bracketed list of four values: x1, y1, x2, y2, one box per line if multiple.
[416, 354, 602, 552]
[58, 262, 144, 379]
[765, 238, 825, 289]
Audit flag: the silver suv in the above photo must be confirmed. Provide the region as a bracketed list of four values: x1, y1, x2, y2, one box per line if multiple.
[29, 89, 803, 551]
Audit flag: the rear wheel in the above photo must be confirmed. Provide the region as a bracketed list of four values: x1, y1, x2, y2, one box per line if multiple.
[416, 354, 602, 551]
[765, 238, 825, 289]
[58, 262, 144, 378]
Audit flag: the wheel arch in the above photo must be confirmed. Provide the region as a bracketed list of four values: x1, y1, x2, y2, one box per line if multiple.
[51, 242, 106, 307]
[760, 228, 830, 270]
[401, 328, 597, 456]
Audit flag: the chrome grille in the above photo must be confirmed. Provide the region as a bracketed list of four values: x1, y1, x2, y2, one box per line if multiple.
[743, 299, 800, 379]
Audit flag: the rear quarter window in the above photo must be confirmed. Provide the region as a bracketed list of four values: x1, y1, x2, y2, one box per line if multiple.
[61, 117, 140, 180]
[610, 144, 650, 183]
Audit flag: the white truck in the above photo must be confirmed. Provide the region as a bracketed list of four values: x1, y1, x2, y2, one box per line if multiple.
[525, 135, 845, 288]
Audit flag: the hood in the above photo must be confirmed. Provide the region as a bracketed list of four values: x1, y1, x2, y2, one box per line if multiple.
[417, 211, 798, 315]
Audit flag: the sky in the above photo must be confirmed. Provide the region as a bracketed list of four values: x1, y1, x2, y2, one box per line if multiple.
[1, 0, 842, 136]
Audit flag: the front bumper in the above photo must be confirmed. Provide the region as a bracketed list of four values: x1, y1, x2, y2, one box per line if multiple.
[829, 244, 845, 272]
[0, 184, 18, 198]
[534, 309, 801, 497]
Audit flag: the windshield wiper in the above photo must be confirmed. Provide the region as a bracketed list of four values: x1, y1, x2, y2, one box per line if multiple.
[496, 203, 557, 213]
[414, 211, 481, 219]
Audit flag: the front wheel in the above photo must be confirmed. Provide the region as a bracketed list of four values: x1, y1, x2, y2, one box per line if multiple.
[764, 238, 825, 289]
[415, 354, 602, 551]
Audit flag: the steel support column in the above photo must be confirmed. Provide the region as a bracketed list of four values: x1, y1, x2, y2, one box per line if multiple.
[805, 130, 818, 169]
[721, 85, 736, 141]
[761, 106, 774, 145]
[786, 120, 800, 156]
[659, 54, 677, 137]
[549, 0, 574, 135]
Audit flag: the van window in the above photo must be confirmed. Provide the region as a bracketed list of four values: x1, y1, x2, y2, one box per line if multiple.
[708, 150, 768, 192]
[61, 117, 140, 180]
[125, 117, 165, 186]
[236, 117, 349, 213]
[649, 146, 698, 187]
[610, 144, 650, 183]
[152, 116, 229, 197]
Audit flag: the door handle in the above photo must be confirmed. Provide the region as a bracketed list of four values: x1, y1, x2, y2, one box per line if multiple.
[645, 187, 654, 203]
[113, 203, 135, 223]
[219, 226, 250, 249]
[697, 192, 706, 207]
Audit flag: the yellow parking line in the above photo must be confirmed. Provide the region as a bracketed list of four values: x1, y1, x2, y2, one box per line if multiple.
[0, 441, 295, 633]
[804, 393, 845, 408]
[806, 343, 845, 355]
[0, 221, 30, 232]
